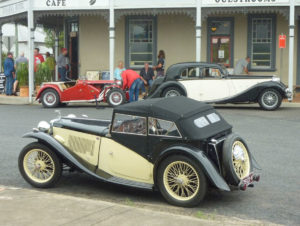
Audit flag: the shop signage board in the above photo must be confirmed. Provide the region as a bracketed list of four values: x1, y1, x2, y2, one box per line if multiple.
[201, 0, 290, 7]
[0, 0, 27, 18]
[33, 0, 109, 10]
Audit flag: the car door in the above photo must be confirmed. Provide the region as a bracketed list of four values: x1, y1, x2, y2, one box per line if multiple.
[62, 81, 91, 101]
[179, 66, 232, 102]
[98, 113, 154, 184]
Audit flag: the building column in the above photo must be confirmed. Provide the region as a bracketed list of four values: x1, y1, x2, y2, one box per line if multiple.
[27, 0, 35, 103]
[0, 24, 3, 73]
[289, 0, 295, 99]
[109, 0, 115, 80]
[196, 0, 202, 62]
[55, 29, 59, 81]
[15, 22, 19, 57]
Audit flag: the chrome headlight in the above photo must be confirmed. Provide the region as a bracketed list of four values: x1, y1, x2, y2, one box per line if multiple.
[116, 80, 122, 86]
[37, 121, 51, 133]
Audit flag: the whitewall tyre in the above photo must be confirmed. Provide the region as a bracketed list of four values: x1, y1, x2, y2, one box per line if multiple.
[162, 87, 183, 98]
[41, 89, 60, 108]
[258, 88, 282, 111]
[157, 155, 207, 207]
[107, 88, 126, 107]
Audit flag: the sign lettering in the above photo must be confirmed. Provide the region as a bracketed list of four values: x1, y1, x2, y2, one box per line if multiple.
[46, 0, 67, 7]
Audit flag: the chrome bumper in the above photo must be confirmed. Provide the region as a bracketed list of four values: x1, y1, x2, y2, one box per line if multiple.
[285, 88, 293, 102]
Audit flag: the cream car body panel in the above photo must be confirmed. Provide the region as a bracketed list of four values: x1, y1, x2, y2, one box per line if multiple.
[98, 137, 154, 184]
[53, 127, 101, 166]
[230, 78, 272, 94]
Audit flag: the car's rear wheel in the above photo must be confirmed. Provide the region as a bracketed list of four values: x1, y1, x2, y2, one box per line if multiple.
[41, 89, 60, 108]
[258, 88, 282, 111]
[222, 134, 252, 186]
[107, 88, 126, 107]
[18, 142, 62, 188]
[157, 155, 207, 207]
[162, 87, 184, 98]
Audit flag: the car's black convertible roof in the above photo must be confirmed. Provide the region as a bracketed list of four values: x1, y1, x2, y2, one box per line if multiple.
[114, 97, 212, 121]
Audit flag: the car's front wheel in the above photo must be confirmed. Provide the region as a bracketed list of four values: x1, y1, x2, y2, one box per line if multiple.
[157, 155, 207, 207]
[162, 87, 184, 98]
[41, 89, 60, 108]
[106, 88, 126, 107]
[258, 88, 282, 111]
[18, 142, 62, 188]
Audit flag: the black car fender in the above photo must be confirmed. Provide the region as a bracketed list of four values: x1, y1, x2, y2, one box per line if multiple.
[147, 81, 187, 98]
[22, 131, 106, 180]
[153, 144, 230, 191]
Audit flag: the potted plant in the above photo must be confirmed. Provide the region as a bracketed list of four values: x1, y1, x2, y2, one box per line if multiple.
[35, 63, 52, 93]
[17, 63, 29, 97]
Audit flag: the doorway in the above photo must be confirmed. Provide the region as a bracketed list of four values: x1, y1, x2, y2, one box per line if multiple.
[207, 18, 234, 68]
[66, 19, 79, 80]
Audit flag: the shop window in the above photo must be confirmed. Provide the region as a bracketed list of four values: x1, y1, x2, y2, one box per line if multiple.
[126, 17, 156, 69]
[248, 15, 276, 71]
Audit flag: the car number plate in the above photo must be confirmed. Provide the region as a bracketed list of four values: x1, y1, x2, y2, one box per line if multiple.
[242, 172, 254, 186]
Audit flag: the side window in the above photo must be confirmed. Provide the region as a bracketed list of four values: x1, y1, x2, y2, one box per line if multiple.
[202, 67, 222, 78]
[112, 113, 146, 135]
[148, 117, 181, 138]
[181, 67, 201, 79]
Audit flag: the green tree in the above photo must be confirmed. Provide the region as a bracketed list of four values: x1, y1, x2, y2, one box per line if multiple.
[44, 28, 65, 55]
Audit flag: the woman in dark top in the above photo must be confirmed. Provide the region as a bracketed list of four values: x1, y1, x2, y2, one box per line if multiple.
[153, 50, 165, 77]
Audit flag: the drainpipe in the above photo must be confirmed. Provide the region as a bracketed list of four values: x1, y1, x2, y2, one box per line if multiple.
[196, 0, 202, 63]
[109, 0, 115, 80]
[0, 24, 2, 73]
[15, 22, 19, 58]
[27, 0, 35, 103]
[288, 0, 295, 99]
[55, 29, 59, 81]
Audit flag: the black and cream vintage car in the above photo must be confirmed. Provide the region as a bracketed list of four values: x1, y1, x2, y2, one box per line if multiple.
[148, 62, 292, 111]
[19, 97, 260, 207]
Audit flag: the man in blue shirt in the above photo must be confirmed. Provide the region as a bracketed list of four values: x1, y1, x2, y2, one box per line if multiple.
[4, 52, 15, 96]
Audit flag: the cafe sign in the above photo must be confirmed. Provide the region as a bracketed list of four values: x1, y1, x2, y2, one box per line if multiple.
[33, 0, 109, 9]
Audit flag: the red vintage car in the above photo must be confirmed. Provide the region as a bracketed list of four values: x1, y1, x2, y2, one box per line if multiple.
[36, 80, 127, 108]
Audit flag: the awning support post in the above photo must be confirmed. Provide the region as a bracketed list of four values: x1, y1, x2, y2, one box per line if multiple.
[55, 29, 59, 81]
[15, 22, 19, 57]
[109, 0, 115, 80]
[196, 0, 202, 63]
[0, 24, 3, 73]
[27, 0, 35, 103]
[288, 0, 295, 99]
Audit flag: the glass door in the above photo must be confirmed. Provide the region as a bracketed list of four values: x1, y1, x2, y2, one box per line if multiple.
[210, 36, 231, 67]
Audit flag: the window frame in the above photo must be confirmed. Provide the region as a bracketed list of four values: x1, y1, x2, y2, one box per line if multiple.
[247, 14, 277, 72]
[111, 113, 147, 137]
[148, 117, 182, 138]
[125, 16, 157, 70]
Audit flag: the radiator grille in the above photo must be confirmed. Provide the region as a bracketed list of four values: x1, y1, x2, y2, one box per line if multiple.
[68, 135, 96, 156]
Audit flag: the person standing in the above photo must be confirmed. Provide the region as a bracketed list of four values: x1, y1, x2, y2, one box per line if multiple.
[140, 62, 154, 94]
[57, 48, 69, 81]
[4, 52, 15, 96]
[153, 50, 166, 77]
[45, 52, 56, 81]
[114, 61, 126, 81]
[14, 52, 28, 95]
[121, 69, 147, 102]
[34, 48, 45, 72]
[234, 57, 251, 75]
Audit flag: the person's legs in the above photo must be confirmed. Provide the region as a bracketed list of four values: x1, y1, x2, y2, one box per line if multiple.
[6, 75, 13, 95]
[148, 79, 153, 88]
[141, 82, 146, 93]
[13, 79, 18, 95]
[135, 78, 142, 101]
[59, 67, 66, 81]
[129, 79, 138, 102]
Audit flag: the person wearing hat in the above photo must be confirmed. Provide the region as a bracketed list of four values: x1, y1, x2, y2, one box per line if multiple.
[57, 48, 69, 81]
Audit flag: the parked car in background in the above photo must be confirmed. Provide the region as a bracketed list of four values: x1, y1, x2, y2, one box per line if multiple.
[148, 62, 293, 111]
[19, 97, 260, 207]
[36, 80, 127, 108]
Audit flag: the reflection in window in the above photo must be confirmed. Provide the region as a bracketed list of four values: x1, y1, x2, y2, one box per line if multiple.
[148, 118, 181, 137]
[127, 18, 155, 68]
[248, 15, 275, 70]
[112, 114, 146, 135]
[202, 67, 222, 78]
[181, 67, 201, 78]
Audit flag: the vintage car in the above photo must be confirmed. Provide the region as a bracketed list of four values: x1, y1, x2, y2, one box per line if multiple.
[18, 97, 260, 207]
[148, 62, 293, 111]
[36, 80, 127, 108]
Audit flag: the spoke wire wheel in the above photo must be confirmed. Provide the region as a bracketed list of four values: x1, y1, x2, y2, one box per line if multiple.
[109, 91, 123, 105]
[43, 92, 57, 106]
[165, 90, 181, 97]
[231, 141, 250, 180]
[23, 149, 55, 184]
[163, 161, 200, 201]
[261, 90, 278, 108]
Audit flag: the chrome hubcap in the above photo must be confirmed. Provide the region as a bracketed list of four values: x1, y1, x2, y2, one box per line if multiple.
[165, 90, 180, 97]
[262, 91, 278, 107]
[110, 92, 122, 105]
[44, 92, 56, 105]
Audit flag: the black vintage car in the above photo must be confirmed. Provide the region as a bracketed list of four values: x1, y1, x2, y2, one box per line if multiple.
[148, 62, 292, 111]
[19, 97, 260, 207]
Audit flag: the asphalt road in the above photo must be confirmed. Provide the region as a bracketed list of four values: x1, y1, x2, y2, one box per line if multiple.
[0, 103, 299, 225]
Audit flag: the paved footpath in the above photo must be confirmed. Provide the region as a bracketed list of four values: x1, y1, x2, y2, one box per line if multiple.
[0, 186, 277, 226]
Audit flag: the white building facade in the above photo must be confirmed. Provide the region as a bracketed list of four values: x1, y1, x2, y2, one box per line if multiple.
[0, 0, 300, 102]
